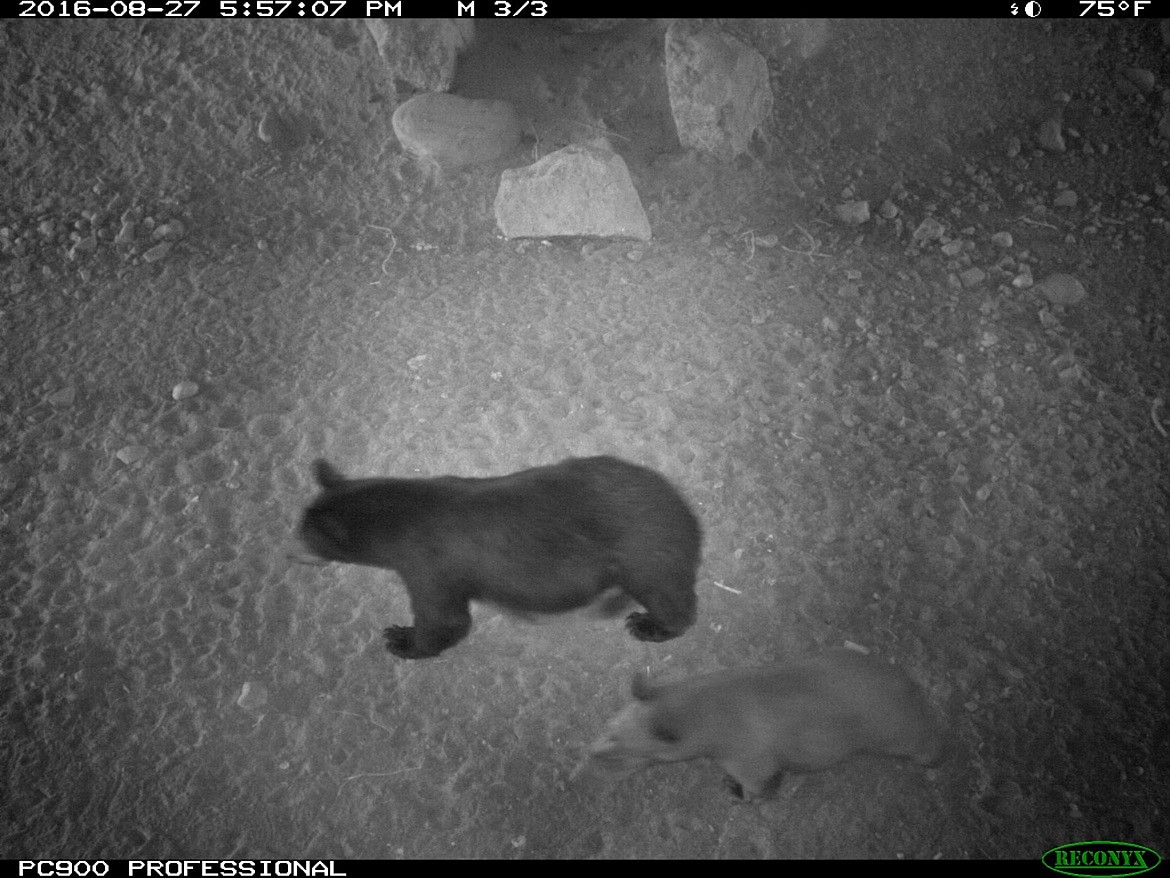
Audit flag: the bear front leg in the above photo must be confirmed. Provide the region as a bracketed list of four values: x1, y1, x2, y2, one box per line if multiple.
[384, 595, 472, 659]
[623, 578, 697, 642]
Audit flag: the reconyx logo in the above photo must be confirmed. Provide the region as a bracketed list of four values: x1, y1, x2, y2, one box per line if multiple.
[1044, 841, 1162, 877]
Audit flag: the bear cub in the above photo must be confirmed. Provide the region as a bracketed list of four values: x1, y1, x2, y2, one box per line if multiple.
[297, 456, 701, 659]
[587, 650, 944, 801]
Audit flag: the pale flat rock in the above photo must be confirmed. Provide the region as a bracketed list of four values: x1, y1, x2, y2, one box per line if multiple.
[494, 145, 651, 241]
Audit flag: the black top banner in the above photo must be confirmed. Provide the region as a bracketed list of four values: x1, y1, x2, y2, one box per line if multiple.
[4, 0, 1164, 19]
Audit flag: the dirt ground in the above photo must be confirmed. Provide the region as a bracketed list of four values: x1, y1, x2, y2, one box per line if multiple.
[1, 18, 1167, 860]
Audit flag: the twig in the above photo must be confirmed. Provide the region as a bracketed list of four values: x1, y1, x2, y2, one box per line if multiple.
[334, 768, 421, 802]
[339, 709, 395, 736]
[1152, 397, 1167, 439]
[737, 229, 757, 263]
[365, 225, 398, 275]
[781, 222, 831, 260]
[569, 120, 632, 142]
[1015, 216, 1060, 231]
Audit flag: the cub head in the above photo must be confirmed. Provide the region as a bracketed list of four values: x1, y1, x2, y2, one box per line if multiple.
[586, 674, 690, 776]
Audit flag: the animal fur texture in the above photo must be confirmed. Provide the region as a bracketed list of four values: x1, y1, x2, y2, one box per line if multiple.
[297, 456, 701, 658]
[587, 650, 944, 800]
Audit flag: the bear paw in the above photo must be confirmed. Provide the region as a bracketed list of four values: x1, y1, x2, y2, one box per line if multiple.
[624, 612, 680, 642]
[383, 626, 423, 658]
[722, 775, 746, 800]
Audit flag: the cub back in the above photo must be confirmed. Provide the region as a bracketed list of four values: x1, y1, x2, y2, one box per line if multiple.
[588, 650, 944, 783]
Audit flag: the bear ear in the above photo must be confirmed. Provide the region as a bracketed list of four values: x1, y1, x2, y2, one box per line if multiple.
[631, 673, 659, 702]
[314, 459, 346, 489]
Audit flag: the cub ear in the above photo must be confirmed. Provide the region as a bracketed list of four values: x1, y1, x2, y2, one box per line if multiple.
[631, 673, 659, 702]
[313, 459, 346, 489]
[650, 718, 682, 744]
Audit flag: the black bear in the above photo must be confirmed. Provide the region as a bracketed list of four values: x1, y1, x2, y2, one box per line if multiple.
[585, 650, 944, 801]
[296, 456, 701, 659]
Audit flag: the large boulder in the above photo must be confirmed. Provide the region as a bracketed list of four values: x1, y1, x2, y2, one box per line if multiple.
[664, 20, 772, 160]
[392, 92, 522, 170]
[364, 20, 474, 93]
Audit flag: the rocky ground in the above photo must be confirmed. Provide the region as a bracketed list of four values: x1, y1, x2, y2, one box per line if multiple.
[1, 18, 1167, 860]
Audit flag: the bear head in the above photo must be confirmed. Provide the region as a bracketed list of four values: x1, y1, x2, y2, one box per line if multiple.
[586, 673, 693, 775]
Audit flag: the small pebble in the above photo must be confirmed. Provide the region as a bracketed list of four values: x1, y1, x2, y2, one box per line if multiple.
[142, 241, 172, 263]
[172, 381, 199, 401]
[237, 681, 268, 710]
[115, 445, 148, 465]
